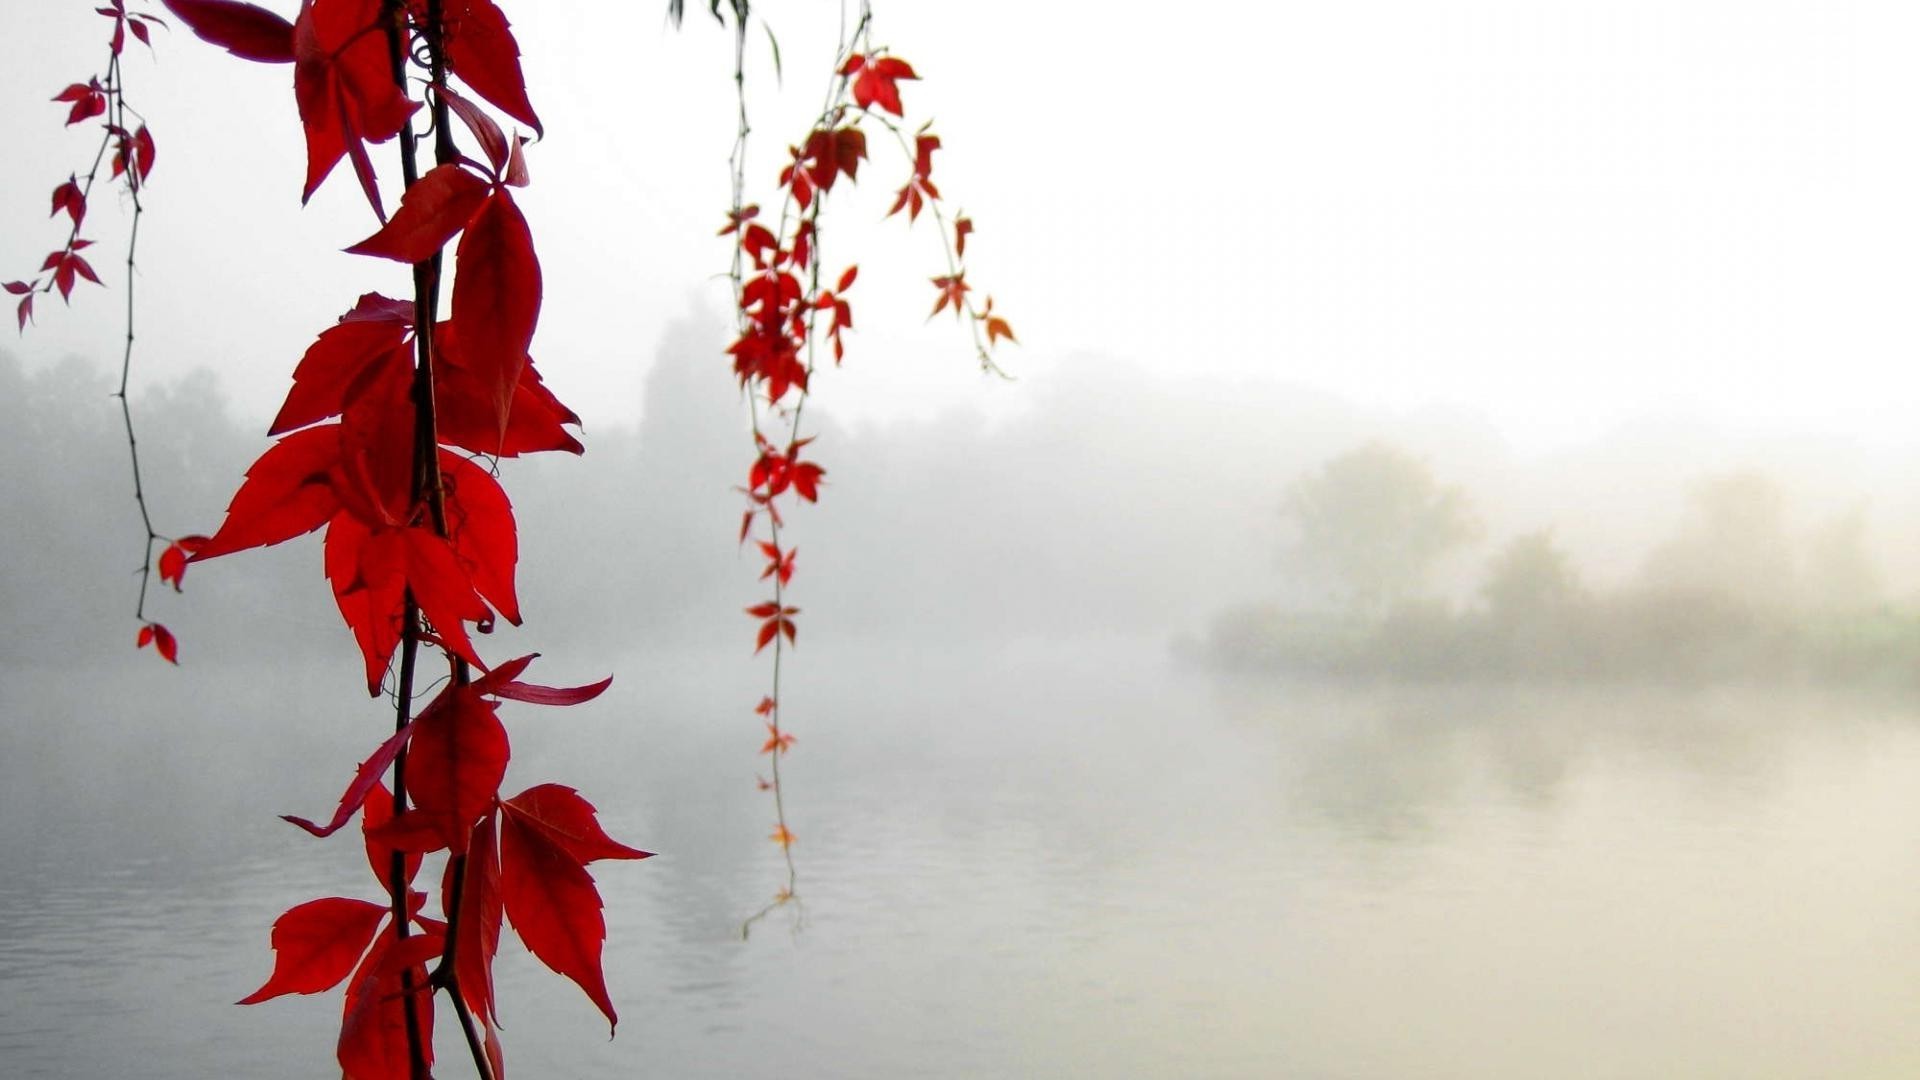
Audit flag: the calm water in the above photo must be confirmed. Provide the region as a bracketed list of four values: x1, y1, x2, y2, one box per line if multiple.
[7, 641, 1920, 1078]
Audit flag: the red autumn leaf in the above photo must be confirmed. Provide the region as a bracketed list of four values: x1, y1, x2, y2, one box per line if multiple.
[330, 346, 415, 528]
[768, 823, 796, 847]
[136, 621, 180, 664]
[449, 810, 504, 1025]
[432, 0, 542, 135]
[407, 683, 510, 853]
[337, 925, 436, 1080]
[499, 799, 620, 1032]
[54, 80, 108, 126]
[759, 722, 794, 755]
[345, 164, 492, 263]
[929, 272, 969, 319]
[50, 178, 85, 226]
[450, 188, 541, 440]
[504, 784, 651, 864]
[160, 0, 295, 63]
[15, 294, 34, 332]
[979, 294, 1017, 347]
[157, 534, 208, 591]
[282, 715, 419, 836]
[754, 696, 776, 716]
[888, 133, 941, 221]
[757, 541, 795, 586]
[789, 460, 824, 502]
[326, 519, 492, 691]
[435, 321, 584, 457]
[360, 780, 423, 888]
[270, 303, 413, 436]
[42, 248, 102, 302]
[839, 53, 917, 116]
[193, 424, 343, 560]
[2, 281, 29, 295]
[291, 0, 419, 213]
[954, 215, 973, 258]
[237, 896, 387, 1004]
[440, 450, 520, 624]
[361, 808, 451, 855]
[438, 82, 509, 175]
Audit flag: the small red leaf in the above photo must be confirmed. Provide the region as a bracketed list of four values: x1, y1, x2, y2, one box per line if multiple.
[157, 535, 208, 591]
[281, 718, 419, 837]
[407, 683, 510, 853]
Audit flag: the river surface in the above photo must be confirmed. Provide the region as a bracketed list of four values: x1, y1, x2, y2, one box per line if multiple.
[7, 640, 1920, 1078]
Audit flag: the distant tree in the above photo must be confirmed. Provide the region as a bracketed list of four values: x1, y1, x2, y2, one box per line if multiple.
[1280, 442, 1480, 618]
[1482, 529, 1587, 625]
[1641, 470, 1797, 611]
[1801, 504, 1883, 613]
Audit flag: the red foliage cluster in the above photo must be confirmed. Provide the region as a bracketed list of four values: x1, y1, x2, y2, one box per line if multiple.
[150, 0, 642, 1074]
[725, 18, 1015, 912]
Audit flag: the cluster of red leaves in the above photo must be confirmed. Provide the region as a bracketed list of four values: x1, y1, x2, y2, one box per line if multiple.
[726, 33, 1015, 874]
[6, 2, 159, 332]
[156, 1, 640, 1076]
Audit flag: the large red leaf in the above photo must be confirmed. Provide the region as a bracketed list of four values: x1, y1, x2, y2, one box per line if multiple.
[499, 803, 618, 1031]
[326, 519, 492, 691]
[270, 297, 414, 435]
[238, 896, 386, 1004]
[293, 0, 418, 210]
[436, 322, 581, 457]
[160, 0, 295, 62]
[406, 684, 509, 853]
[433, 0, 541, 134]
[193, 425, 343, 561]
[450, 189, 540, 440]
[345, 164, 492, 263]
[439, 451, 520, 625]
[504, 784, 651, 864]
[331, 350, 415, 528]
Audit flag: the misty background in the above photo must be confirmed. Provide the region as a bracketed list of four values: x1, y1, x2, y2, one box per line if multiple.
[11, 1, 1920, 1076]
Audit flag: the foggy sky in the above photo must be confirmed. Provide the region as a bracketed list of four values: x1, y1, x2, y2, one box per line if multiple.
[4, 2, 1920, 455]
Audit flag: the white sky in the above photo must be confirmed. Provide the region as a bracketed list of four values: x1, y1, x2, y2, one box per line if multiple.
[5, 1, 1920, 453]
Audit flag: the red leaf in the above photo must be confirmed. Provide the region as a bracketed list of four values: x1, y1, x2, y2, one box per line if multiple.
[133, 124, 157, 182]
[954, 216, 973, 258]
[282, 717, 419, 836]
[237, 896, 386, 1004]
[157, 534, 208, 591]
[840, 53, 917, 116]
[440, 450, 520, 625]
[759, 723, 794, 755]
[327, 520, 492, 691]
[136, 622, 180, 664]
[449, 810, 504, 1025]
[270, 301, 413, 435]
[193, 425, 343, 561]
[504, 784, 651, 864]
[407, 683, 509, 853]
[16, 294, 33, 332]
[450, 189, 541, 441]
[292, 0, 419, 210]
[499, 799, 620, 1031]
[337, 925, 435, 1080]
[435, 0, 542, 134]
[50, 178, 85, 226]
[929, 273, 969, 319]
[160, 0, 295, 62]
[438, 83, 509, 174]
[361, 780, 424, 888]
[345, 164, 492, 263]
[434, 320, 583, 457]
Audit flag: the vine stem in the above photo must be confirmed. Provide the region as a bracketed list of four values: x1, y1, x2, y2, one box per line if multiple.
[381, 2, 490, 1077]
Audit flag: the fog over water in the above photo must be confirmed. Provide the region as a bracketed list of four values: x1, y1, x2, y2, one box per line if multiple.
[9, 326, 1920, 1076]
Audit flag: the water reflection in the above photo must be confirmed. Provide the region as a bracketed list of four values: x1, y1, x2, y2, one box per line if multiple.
[8, 645, 1920, 1078]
